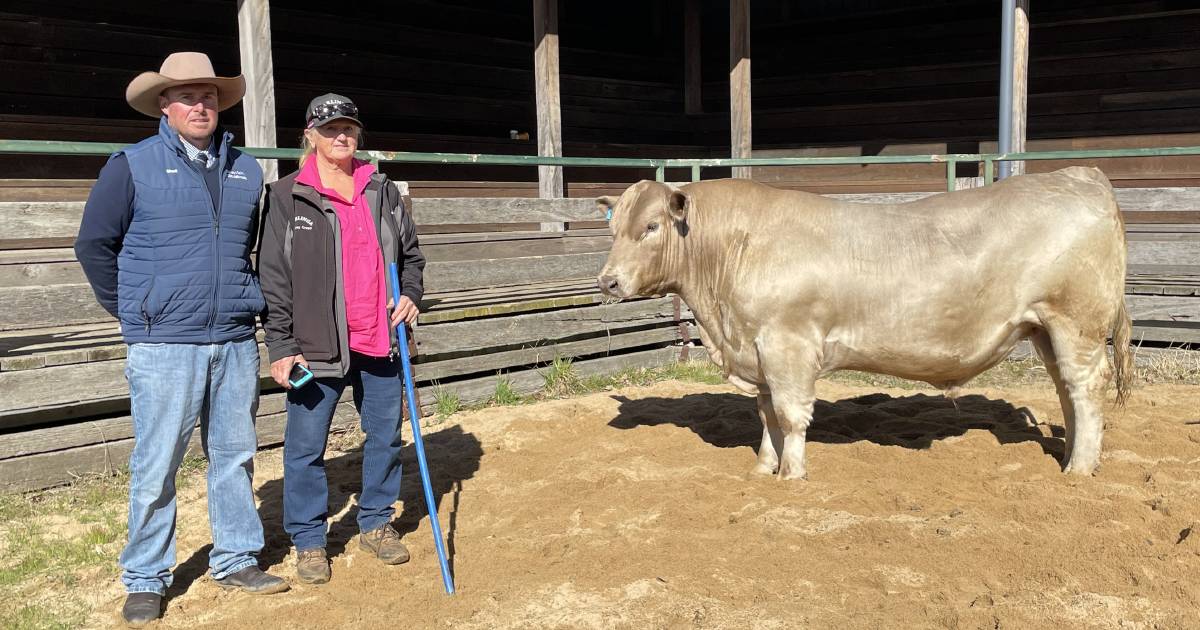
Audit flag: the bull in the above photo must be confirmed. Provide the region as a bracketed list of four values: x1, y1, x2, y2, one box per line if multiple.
[597, 168, 1132, 479]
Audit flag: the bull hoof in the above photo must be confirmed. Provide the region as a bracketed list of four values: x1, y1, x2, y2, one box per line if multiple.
[1063, 461, 1099, 476]
[749, 462, 777, 476]
[777, 464, 808, 481]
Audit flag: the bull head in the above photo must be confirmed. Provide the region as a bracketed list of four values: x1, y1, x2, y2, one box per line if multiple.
[596, 181, 689, 299]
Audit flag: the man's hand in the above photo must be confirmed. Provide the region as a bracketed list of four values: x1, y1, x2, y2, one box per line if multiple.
[271, 354, 308, 389]
[389, 296, 420, 328]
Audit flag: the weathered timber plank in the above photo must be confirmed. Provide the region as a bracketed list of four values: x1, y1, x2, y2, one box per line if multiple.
[414, 296, 677, 357]
[824, 187, 1200, 212]
[1, 298, 677, 422]
[1124, 212, 1200, 224]
[0, 198, 606, 242]
[0, 395, 357, 462]
[0, 202, 82, 241]
[418, 294, 602, 325]
[1130, 324, 1200, 345]
[416, 222, 542, 235]
[412, 326, 680, 381]
[420, 279, 597, 311]
[0, 346, 687, 492]
[0, 261, 88, 287]
[533, 0, 563, 198]
[0, 345, 275, 426]
[1126, 295, 1200, 322]
[419, 235, 611, 263]
[1, 254, 608, 329]
[1127, 240, 1200, 266]
[0, 283, 116, 331]
[0, 238, 75, 250]
[0, 283, 604, 368]
[0, 248, 77, 264]
[413, 346, 681, 413]
[422, 252, 606, 293]
[0, 404, 360, 493]
[410, 198, 603, 224]
[418, 231, 565, 246]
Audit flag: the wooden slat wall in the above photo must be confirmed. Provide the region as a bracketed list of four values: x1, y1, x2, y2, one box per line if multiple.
[0, 0, 696, 181]
[7, 1, 1199, 185]
[0, 184, 701, 491]
[693, 0, 1200, 162]
[0, 180, 1197, 490]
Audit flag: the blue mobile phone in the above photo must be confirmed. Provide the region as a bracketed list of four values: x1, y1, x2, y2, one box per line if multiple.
[288, 363, 314, 388]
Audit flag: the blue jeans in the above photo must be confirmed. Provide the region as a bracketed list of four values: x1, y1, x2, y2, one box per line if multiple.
[119, 338, 264, 595]
[283, 352, 404, 551]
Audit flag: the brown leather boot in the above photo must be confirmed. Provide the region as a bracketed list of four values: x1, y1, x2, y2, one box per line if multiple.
[358, 524, 410, 565]
[296, 548, 331, 584]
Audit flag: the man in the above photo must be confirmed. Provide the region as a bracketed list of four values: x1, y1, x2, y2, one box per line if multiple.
[75, 52, 288, 627]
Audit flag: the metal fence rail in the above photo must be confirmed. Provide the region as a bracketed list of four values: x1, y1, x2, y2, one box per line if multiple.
[2, 139, 1199, 192]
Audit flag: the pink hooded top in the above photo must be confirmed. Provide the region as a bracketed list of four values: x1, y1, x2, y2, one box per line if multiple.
[297, 157, 391, 357]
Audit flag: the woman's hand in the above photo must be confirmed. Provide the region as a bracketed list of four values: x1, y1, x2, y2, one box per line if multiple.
[271, 354, 308, 389]
[389, 296, 420, 328]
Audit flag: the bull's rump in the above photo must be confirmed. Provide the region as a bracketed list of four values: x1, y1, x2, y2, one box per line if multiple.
[694, 168, 1125, 380]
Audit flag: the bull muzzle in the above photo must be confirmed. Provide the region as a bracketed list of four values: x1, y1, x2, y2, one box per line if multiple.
[598, 273, 620, 296]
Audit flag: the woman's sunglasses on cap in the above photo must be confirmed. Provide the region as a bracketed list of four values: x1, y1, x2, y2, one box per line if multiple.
[307, 102, 359, 128]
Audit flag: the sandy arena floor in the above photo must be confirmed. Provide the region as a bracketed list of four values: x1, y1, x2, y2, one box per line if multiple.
[81, 379, 1200, 629]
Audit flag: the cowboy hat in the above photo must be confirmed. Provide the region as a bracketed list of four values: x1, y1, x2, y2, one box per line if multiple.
[125, 52, 246, 118]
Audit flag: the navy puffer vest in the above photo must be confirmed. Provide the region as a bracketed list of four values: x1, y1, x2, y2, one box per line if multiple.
[116, 117, 265, 343]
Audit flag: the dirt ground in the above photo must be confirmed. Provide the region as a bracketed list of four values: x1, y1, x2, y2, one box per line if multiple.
[81, 378, 1200, 629]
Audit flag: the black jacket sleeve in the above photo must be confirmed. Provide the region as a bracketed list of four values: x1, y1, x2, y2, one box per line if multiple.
[397, 194, 426, 306]
[256, 184, 303, 362]
[74, 154, 134, 318]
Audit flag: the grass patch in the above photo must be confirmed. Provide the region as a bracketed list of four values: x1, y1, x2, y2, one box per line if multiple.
[659, 359, 727, 385]
[490, 375, 525, 406]
[550, 360, 725, 399]
[1135, 346, 1200, 385]
[432, 383, 462, 417]
[0, 603, 84, 630]
[540, 357, 581, 398]
[0, 472, 134, 630]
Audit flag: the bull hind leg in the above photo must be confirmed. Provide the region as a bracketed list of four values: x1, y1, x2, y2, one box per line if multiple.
[1030, 329, 1077, 462]
[1037, 319, 1112, 474]
[751, 390, 785, 476]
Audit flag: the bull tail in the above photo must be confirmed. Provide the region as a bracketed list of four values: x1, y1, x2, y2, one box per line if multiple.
[1111, 298, 1133, 407]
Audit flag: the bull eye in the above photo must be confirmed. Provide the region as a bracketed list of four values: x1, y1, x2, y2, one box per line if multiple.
[647, 222, 659, 232]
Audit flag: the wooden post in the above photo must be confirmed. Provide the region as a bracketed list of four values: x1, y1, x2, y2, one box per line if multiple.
[684, 0, 703, 115]
[1010, 0, 1030, 176]
[533, 0, 563, 199]
[236, 0, 278, 183]
[729, 0, 752, 179]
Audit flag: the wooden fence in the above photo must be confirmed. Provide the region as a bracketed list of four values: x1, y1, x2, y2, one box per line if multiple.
[1, 175, 1197, 492]
[0, 192, 699, 492]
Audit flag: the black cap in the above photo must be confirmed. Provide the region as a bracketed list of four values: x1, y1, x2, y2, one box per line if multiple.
[305, 93, 363, 129]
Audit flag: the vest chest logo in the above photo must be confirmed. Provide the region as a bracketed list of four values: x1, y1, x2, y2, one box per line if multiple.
[227, 170, 248, 181]
[165, 168, 178, 174]
[294, 215, 314, 231]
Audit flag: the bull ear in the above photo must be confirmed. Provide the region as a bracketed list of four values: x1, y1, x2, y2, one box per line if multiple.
[596, 196, 618, 217]
[668, 190, 689, 223]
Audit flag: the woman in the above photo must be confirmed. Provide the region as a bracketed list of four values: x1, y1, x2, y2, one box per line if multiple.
[258, 93, 425, 585]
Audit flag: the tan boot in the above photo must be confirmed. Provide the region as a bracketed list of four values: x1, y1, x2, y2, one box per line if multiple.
[358, 524, 410, 565]
[295, 548, 331, 584]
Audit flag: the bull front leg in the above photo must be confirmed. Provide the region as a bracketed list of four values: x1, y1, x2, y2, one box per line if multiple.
[769, 382, 817, 480]
[757, 337, 821, 480]
[751, 389, 784, 475]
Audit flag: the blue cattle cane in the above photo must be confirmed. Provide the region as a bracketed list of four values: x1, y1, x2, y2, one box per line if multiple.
[388, 263, 456, 595]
